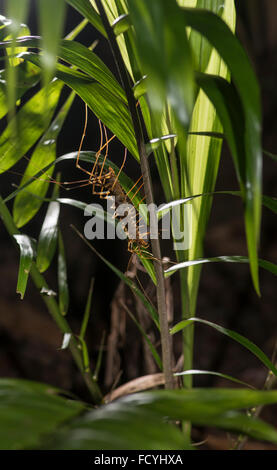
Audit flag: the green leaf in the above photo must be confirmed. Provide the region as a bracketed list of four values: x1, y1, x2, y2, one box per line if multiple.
[4, 36, 126, 101]
[36, 191, 60, 273]
[112, 13, 131, 35]
[49, 388, 277, 449]
[128, 0, 194, 130]
[58, 231, 70, 316]
[263, 195, 277, 214]
[0, 61, 40, 120]
[122, 302, 162, 370]
[0, 79, 63, 174]
[264, 149, 277, 163]
[0, 378, 84, 450]
[80, 278, 94, 339]
[174, 369, 254, 389]
[4, 1, 30, 111]
[170, 317, 277, 377]
[19, 52, 138, 159]
[13, 90, 75, 227]
[13, 234, 36, 299]
[38, 0, 66, 85]
[157, 191, 277, 217]
[66, 0, 106, 37]
[184, 6, 262, 295]
[165, 255, 277, 278]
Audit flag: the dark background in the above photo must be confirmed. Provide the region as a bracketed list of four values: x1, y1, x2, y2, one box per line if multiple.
[0, 0, 277, 449]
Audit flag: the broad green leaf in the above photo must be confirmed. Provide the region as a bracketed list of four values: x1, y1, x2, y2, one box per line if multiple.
[181, 1, 236, 318]
[0, 79, 63, 174]
[4, 36, 126, 101]
[38, 0, 66, 85]
[58, 231, 70, 316]
[0, 61, 40, 120]
[184, 6, 262, 295]
[36, 192, 60, 273]
[67, 0, 106, 37]
[0, 378, 84, 450]
[128, 0, 194, 131]
[13, 234, 36, 299]
[18, 52, 138, 159]
[90, 0, 132, 77]
[13, 90, 75, 227]
[170, 317, 277, 377]
[49, 388, 277, 449]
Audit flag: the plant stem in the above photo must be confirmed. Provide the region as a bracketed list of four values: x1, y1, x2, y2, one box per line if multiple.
[95, 0, 174, 389]
[0, 195, 102, 404]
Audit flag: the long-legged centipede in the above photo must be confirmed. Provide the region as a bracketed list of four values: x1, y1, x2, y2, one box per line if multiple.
[75, 105, 150, 257]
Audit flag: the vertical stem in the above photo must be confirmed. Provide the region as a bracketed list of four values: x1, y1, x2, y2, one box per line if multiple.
[95, 0, 174, 389]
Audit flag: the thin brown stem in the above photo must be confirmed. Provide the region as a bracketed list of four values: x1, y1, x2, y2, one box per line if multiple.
[95, 0, 174, 389]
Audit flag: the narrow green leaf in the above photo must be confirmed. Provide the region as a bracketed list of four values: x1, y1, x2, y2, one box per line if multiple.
[80, 278, 95, 340]
[170, 317, 277, 377]
[165, 255, 277, 278]
[93, 330, 105, 381]
[13, 90, 75, 227]
[264, 149, 277, 163]
[66, 0, 106, 37]
[77, 336, 90, 372]
[174, 369, 254, 389]
[13, 234, 36, 299]
[0, 79, 63, 174]
[112, 14, 131, 35]
[58, 231, 69, 316]
[5, 1, 29, 112]
[262, 195, 277, 214]
[36, 184, 60, 273]
[122, 302, 162, 370]
[38, 0, 66, 85]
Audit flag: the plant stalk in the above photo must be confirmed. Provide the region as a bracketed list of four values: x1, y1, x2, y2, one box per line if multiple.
[95, 0, 174, 389]
[0, 195, 102, 404]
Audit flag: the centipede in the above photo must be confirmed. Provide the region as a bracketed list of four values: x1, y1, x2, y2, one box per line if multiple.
[76, 104, 150, 258]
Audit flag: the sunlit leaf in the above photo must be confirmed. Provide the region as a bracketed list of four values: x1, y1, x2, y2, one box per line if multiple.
[13, 234, 36, 299]
[171, 317, 277, 376]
